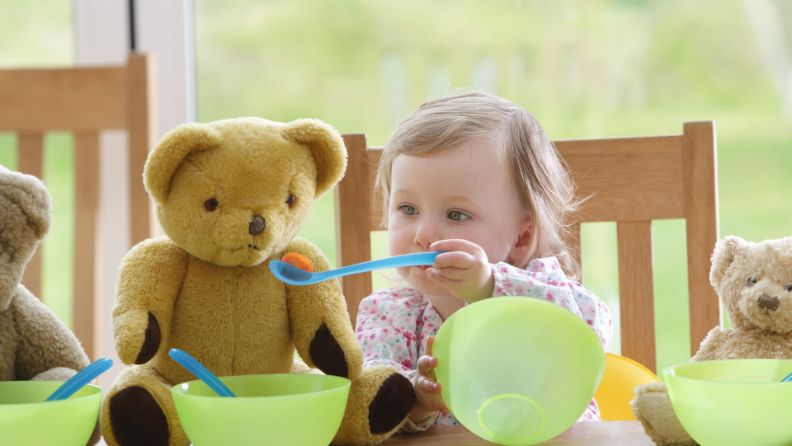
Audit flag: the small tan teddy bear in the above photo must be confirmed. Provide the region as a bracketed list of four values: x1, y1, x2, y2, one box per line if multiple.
[0, 165, 89, 382]
[633, 235, 792, 445]
[100, 118, 415, 446]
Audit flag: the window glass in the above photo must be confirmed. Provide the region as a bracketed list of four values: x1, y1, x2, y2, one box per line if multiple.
[194, 0, 792, 372]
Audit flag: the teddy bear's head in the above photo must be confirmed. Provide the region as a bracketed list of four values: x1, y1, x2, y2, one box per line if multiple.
[143, 117, 346, 267]
[0, 166, 51, 310]
[710, 235, 792, 333]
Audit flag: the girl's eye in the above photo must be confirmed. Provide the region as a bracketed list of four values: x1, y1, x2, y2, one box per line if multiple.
[746, 277, 758, 287]
[204, 197, 219, 212]
[447, 210, 470, 222]
[399, 204, 417, 216]
[286, 194, 297, 208]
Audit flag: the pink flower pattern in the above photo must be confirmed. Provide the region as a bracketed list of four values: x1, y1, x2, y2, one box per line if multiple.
[355, 257, 613, 431]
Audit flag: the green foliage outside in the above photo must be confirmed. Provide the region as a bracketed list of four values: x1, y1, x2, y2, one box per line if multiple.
[2, 0, 791, 374]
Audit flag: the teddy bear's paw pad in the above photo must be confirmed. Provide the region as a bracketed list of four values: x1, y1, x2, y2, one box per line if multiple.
[310, 324, 349, 378]
[109, 386, 169, 446]
[135, 312, 162, 364]
[368, 373, 416, 434]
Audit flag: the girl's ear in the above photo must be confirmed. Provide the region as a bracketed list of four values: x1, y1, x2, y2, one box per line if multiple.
[506, 218, 533, 264]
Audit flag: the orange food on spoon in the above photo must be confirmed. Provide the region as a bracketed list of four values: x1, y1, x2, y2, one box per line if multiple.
[281, 252, 314, 272]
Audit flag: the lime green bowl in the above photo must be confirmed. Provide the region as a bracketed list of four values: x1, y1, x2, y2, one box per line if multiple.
[171, 373, 351, 446]
[433, 297, 605, 446]
[0, 381, 101, 446]
[665, 359, 792, 446]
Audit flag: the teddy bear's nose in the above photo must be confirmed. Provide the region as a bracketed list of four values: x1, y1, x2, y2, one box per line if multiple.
[758, 294, 780, 311]
[249, 214, 266, 236]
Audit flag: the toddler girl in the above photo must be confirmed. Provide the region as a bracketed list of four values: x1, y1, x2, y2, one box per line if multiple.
[355, 91, 612, 432]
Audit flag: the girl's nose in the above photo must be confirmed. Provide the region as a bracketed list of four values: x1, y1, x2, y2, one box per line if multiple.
[413, 220, 439, 248]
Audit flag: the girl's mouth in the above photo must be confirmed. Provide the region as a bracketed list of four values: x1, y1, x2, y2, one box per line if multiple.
[418, 265, 430, 270]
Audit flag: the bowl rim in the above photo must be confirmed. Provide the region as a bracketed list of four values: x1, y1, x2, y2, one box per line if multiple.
[0, 382, 102, 406]
[171, 373, 351, 400]
[437, 296, 604, 343]
[663, 358, 792, 388]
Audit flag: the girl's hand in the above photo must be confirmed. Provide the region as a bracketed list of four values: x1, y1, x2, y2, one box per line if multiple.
[428, 239, 494, 302]
[411, 337, 449, 421]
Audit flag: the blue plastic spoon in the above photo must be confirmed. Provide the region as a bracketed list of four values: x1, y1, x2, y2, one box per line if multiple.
[169, 348, 236, 397]
[269, 251, 443, 286]
[782, 372, 792, 382]
[46, 357, 113, 401]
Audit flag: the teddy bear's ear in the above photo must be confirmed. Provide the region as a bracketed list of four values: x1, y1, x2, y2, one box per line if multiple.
[710, 235, 748, 288]
[281, 119, 348, 196]
[143, 123, 221, 203]
[0, 168, 51, 240]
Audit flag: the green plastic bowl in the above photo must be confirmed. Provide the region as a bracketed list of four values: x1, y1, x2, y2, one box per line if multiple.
[0, 381, 101, 446]
[433, 297, 605, 446]
[665, 359, 792, 446]
[171, 373, 351, 446]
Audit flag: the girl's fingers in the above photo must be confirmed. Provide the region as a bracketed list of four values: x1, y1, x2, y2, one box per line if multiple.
[426, 336, 434, 355]
[430, 239, 481, 255]
[428, 266, 467, 281]
[434, 251, 477, 269]
[417, 355, 437, 375]
[415, 376, 441, 393]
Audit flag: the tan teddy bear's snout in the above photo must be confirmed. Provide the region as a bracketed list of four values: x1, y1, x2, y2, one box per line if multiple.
[738, 275, 792, 333]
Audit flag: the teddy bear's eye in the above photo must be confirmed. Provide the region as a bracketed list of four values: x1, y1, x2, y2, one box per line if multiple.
[786, 284, 792, 292]
[204, 197, 219, 212]
[286, 194, 297, 208]
[746, 277, 758, 287]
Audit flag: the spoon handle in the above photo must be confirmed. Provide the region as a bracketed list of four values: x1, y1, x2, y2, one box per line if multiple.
[318, 251, 442, 280]
[169, 348, 236, 397]
[46, 357, 113, 401]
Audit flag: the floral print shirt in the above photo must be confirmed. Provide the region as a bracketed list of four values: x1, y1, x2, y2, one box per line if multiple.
[355, 257, 613, 431]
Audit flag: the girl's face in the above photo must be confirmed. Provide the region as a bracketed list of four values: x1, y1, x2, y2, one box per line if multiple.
[387, 138, 530, 295]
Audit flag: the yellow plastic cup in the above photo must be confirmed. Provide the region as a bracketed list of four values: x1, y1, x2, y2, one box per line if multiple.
[0, 381, 102, 446]
[171, 373, 350, 446]
[433, 297, 605, 446]
[665, 359, 792, 446]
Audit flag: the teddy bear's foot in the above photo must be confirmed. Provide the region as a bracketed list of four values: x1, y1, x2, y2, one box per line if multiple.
[109, 386, 169, 445]
[333, 366, 415, 446]
[632, 382, 697, 446]
[101, 366, 189, 446]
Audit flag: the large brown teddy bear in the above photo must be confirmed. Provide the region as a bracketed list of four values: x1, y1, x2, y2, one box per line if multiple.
[0, 166, 89, 382]
[632, 235, 792, 445]
[100, 118, 416, 446]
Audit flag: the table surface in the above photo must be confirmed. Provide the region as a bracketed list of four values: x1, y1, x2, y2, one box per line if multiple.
[380, 421, 653, 445]
[98, 420, 652, 445]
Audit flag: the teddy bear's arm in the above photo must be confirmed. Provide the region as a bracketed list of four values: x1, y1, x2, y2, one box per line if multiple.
[691, 325, 727, 362]
[283, 238, 363, 380]
[12, 287, 89, 380]
[113, 238, 188, 365]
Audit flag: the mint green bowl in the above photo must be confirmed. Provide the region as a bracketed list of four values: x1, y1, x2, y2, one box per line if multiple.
[0, 381, 101, 446]
[433, 297, 605, 446]
[665, 359, 792, 446]
[171, 373, 351, 446]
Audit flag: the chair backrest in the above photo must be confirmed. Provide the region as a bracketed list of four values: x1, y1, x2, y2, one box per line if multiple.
[0, 53, 155, 358]
[335, 122, 720, 372]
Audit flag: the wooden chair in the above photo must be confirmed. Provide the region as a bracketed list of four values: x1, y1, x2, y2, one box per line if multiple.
[335, 122, 720, 372]
[0, 53, 155, 358]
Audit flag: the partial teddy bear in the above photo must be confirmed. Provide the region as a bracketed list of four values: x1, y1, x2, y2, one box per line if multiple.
[0, 165, 89, 382]
[100, 118, 415, 446]
[632, 235, 792, 445]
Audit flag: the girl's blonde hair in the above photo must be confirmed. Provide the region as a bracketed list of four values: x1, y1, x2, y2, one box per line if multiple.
[376, 90, 581, 278]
